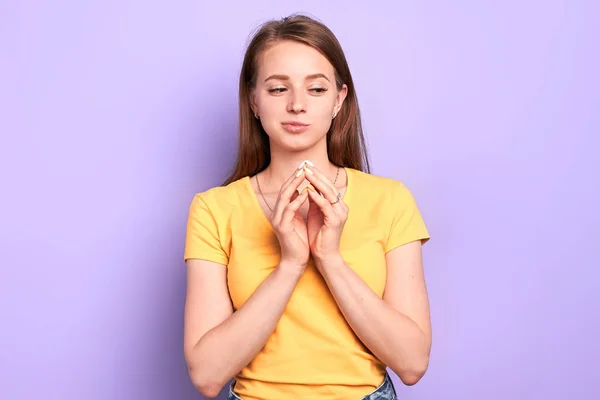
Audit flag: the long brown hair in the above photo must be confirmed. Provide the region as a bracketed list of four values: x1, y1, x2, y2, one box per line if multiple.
[222, 13, 370, 186]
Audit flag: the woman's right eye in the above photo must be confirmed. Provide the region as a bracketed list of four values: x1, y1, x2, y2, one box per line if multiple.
[268, 88, 287, 93]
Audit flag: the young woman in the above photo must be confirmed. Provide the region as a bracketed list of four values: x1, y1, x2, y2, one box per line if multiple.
[183, 14, 432, 400]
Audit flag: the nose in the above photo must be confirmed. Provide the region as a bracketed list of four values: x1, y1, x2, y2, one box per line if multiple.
[287, 89, 307, 114]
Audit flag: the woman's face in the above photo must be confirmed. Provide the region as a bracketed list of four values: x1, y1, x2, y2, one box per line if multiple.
[250, 40, 347, 151]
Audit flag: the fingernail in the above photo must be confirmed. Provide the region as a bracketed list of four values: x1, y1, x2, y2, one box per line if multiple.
[298, 160, 314, 169]
[301, 187, 309, 194]
[303, 166, 313, 175]
[307, 184, 315, 191]
[295, 169, 304, 177]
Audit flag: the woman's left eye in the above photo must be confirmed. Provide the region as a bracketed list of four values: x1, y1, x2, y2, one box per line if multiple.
[310, 88, 327, 93]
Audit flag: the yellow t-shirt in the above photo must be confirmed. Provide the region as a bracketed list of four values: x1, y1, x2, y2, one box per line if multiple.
[184, 167, 430, 400]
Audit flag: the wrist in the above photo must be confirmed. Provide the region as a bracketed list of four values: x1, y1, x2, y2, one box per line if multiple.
[314, 252, 345, 269]
[276, 260, 306, 279]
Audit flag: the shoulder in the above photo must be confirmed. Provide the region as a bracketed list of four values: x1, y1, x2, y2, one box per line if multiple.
[348, 168, 415, 201]
[189, 176, 249, 216]
[348, 169, 430, 247]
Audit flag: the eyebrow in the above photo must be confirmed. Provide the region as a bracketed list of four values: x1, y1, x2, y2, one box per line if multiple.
[264, 73, 330, 83]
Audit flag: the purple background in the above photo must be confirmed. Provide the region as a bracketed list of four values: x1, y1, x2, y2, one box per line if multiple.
[1, 1, 598, 399]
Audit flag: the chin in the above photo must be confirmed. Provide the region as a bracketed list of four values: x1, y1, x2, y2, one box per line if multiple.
[277, 135, 323, 152]
[264, 124, 327, 150]
[280, 141, 315, 152]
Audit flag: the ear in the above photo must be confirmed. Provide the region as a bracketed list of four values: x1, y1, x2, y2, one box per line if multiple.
[333, 84, 348, 115]
[249, 90, 258, 115]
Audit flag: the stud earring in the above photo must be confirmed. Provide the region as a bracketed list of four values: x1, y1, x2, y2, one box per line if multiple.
[332, 111, 337, 119]
[254, 113, 260, 119]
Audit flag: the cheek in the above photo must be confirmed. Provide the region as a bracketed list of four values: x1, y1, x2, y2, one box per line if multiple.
[311, 100, 336, 126]
[311, 96, 336, 114]
[258, 97, 286, 119]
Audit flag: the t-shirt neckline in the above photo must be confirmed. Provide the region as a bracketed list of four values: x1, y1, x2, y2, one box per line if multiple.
[243, 166, 352, 232]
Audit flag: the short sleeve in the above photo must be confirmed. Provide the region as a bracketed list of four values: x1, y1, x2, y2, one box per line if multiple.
[384, 182, 430, 253]
[183, 194, 229, 265]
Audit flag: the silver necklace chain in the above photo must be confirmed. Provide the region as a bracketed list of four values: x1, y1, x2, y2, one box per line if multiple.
[256, 166, 340, 212]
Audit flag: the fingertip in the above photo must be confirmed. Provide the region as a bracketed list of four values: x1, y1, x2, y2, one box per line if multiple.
[296, 189, 309, 200]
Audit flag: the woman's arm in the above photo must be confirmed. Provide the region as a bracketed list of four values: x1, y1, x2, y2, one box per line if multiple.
[315, 240, 432, 385]
[183, 259, 303, 398]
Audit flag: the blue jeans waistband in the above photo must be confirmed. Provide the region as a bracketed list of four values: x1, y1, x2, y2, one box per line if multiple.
[227, 372, 397, 400]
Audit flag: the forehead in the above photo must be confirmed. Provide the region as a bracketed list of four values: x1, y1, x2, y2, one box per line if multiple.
[258, 40, 335, 79]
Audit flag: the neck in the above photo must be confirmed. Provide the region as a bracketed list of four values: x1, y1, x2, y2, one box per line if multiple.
[262, 142, 337, 191]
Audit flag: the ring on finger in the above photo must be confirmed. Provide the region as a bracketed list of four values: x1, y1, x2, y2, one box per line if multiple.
[330, 192, 342, 205]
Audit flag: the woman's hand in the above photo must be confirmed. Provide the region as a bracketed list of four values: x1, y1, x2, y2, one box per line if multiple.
[269, 167, 311, 272]
[303, 164, 348, 264]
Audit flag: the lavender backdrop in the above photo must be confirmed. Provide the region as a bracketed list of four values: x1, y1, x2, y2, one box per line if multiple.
[1, 1, 598, 399]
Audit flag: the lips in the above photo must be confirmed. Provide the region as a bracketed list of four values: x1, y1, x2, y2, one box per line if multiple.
[282, 122, 310, 134]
